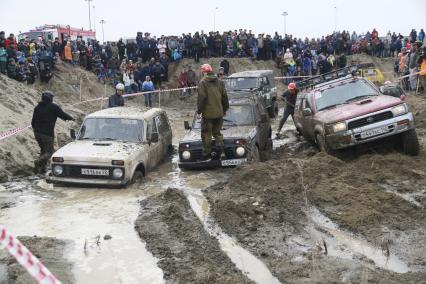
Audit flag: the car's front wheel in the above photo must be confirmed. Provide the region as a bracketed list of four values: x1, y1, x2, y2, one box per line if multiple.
[131, 170, 145, 186]
[400, 129, 420, 156]
[249, 144, 260, 162]
[315, 132, 335, 155]
[260, 138, 273, 161]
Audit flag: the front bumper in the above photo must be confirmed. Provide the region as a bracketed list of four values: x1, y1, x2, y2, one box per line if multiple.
[178, 158, 247, 170]
[326, 112, 415, 150]
[46, 175, 129, 187]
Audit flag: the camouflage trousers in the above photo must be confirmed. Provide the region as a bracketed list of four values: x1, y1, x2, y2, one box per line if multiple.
[201, 117, 224, 157]
[34, 131, 54, 174]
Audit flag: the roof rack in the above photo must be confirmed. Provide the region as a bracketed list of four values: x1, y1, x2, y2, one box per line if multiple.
[297, 65, 360, 91]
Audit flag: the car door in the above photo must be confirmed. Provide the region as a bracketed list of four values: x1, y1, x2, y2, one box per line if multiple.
[146, 117, 162, 169]
[255, 104, 270, 150]
[156, 112, 172, 157]
[300, 97, 315, 140]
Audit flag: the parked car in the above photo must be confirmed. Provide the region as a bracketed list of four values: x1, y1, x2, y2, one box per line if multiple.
[224, 70, 278, 118]
[294, 71, 419, 155]
[47, 107, 173, 187]
[178, 98, 273, 169]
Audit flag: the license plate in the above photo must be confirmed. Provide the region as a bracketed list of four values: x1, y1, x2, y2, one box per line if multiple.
[81, 168, 109, 176]
[360, 126, 389, 139]
[221, 159, 246, 166]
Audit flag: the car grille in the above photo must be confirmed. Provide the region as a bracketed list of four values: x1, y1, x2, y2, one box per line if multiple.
[58, 165, 123, 180]
[347, 111, 393, 130]
[182, 146, 239, 161]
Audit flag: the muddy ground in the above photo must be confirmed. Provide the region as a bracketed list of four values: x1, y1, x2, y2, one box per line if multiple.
[0, 236, 74, 284]
[135, 188, 253, 283]
[1, 55, 426, 283]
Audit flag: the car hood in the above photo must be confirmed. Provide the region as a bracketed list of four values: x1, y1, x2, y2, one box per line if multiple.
[52, 140, 146, 163]
[181, 126, 256, 143]
[227, 90, 257, 98]
[315, 95, 402, 124]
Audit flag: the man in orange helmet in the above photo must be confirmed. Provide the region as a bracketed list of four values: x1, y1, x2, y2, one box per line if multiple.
[197, 63, 229, 160]
[277, 82, 298, 136]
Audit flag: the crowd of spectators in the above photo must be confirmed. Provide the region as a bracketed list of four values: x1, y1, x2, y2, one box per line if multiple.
[1, 27, 425, 94]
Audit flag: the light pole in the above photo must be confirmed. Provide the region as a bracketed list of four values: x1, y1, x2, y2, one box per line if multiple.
[281, 11, 288, 36]
[213, 7, 218, 31]
[334, 6, 337, 32]
[93, 5, 96, 32]
[85, 0, 93, 30]
[100, 20, 106, 43]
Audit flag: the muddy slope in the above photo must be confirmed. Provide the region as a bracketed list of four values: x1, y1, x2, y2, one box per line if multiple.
[0, 236, 73, 284]
[135, 188, 253, 284]
[206, 140, 426, 282]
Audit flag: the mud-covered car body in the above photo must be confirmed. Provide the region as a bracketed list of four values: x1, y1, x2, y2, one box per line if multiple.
[224, 70, 278, 117]
[178, 98, 272, 169]
[47, 107, 172, 186]
[294, 68, 418, 155]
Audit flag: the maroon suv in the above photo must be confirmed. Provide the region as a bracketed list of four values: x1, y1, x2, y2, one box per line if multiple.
[294, 75, 419, 155]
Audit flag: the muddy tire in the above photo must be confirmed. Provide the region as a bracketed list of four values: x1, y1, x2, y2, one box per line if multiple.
[260, 139, 273, 161]
[268, 101, 276, 118]
[249, 144, 260, 162]
[400, 129, 420, 156]
[131, 170, 145, 186]
[167, 145, 175, 155]
[315, 132, 335, 155]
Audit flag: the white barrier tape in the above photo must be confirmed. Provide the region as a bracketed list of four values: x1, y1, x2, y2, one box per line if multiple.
[0, 225, 62, 284]
[70, 86, 199, 106]
[123, 86, 199, 99]
[396, 70, 423, 80]
[0, 125, 32, 141]
[274, 75, 315, 79]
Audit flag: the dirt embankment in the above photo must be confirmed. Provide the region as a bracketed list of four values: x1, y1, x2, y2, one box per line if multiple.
[135, 188, 253, 284]
[0, 236, 73, 284]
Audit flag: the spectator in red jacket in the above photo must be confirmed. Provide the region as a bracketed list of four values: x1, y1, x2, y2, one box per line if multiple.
[5, 33, 17, 50]
[178, 68, 188, 88]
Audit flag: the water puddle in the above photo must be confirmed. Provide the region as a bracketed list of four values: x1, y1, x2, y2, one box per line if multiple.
[305, 207, 410, 273]
[0, 177, 165, 284]
[186, 191, 281, 284]
[380, 184, 425, 208]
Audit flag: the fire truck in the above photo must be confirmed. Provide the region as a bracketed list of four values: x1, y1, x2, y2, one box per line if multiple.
[18, 25, 96, 43]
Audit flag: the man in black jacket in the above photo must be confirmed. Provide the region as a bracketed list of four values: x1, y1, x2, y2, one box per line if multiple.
[31, 91, 74, 174]
[108, 83, 125, 108]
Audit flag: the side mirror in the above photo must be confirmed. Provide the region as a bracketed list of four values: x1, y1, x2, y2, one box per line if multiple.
[259, 113, 267, 124]
[151, 132, 159, 143]
[70, 129, 76, 140]
[184, 121, 192, 130]
[302, 108, 313, 117]
[400, 94, 406, 101]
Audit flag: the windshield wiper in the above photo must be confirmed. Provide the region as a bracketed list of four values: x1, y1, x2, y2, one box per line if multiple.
[223, 118, 238, 126]
[101, 138, 117, 141]
[345, 94, 377, 103]
[317, 104, 340, 111]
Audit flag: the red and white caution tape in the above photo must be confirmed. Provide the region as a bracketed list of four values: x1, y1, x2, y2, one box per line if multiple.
[0, 225, 62, 284]
[0, 124, 32, 141]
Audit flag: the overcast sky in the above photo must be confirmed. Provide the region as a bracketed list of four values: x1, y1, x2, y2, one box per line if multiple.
[1, 0, 425, 41]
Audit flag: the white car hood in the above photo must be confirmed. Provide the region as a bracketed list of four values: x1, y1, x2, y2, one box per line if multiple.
[53, 140, 146, 163]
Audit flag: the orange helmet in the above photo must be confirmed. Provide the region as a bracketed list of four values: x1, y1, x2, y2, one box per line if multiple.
[200, 64, 213, 73]
[288, 82, 297, 90]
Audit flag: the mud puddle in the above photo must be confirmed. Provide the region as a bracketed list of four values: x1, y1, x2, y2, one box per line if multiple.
[380, 184, 425, 208]
[304, 207, 410, 273]
[0, 164, 180, 283]
[186, 191, 281, 284]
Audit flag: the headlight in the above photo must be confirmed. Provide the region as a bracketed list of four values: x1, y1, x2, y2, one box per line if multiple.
[332, 122, 347, 133]
[182, 151, 191, 160]
[112, 168, 123, 179]
[53, 165, 63, 176]
[392, 104, 407, 117]
[235, 147, 246, 157]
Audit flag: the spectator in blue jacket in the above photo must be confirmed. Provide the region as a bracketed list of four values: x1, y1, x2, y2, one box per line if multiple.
[142, 76, 155, 107]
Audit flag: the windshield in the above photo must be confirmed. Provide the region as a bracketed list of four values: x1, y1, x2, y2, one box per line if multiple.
[79, 118, 144, 142]
[225, 77, 259, 91]
[193, 105, 255, 129]
[315, 80, 378, 111]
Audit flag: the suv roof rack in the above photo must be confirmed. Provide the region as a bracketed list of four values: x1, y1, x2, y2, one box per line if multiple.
[297, 65, 360, 90]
